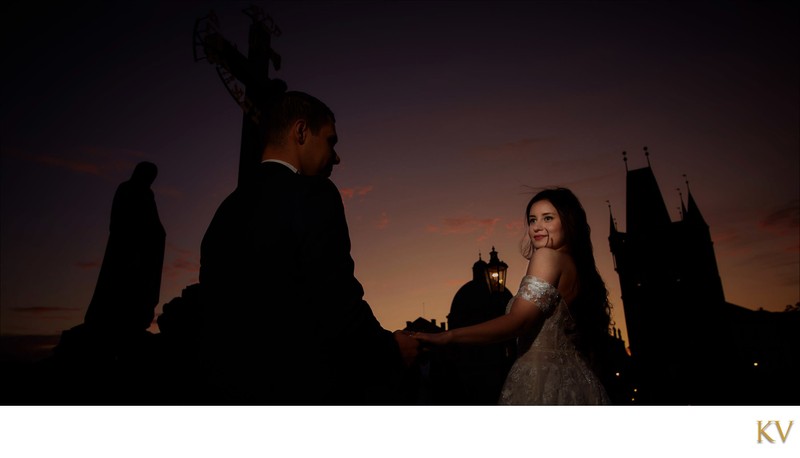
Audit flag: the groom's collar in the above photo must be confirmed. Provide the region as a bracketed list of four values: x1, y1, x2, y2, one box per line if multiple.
[261, 159, 298, 174]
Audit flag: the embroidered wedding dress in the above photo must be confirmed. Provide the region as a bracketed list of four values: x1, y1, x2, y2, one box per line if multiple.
[498, 275, 610, 405]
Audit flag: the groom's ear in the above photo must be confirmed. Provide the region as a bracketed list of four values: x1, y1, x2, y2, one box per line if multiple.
[293, 120, 308, 145]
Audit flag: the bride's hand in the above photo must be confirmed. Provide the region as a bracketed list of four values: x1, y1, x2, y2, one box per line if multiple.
[406, 330, 452, 346]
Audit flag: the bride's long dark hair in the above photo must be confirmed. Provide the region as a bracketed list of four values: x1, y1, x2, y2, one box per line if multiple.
[521, 187, 612, 376]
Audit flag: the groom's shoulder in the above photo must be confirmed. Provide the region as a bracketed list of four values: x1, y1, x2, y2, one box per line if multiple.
[299, 175, 341, 197]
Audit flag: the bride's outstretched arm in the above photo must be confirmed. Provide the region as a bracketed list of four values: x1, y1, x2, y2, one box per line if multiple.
[412, 248, 562, 346]
[412, 297, 545, 346]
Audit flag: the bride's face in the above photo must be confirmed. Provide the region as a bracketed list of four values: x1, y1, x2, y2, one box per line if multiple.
[527, 199, 565, 251]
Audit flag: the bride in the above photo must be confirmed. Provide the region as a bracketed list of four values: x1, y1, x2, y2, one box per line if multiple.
[412, 187, 611, 404]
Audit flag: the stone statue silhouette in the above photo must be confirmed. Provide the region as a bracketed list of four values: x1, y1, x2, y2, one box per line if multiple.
[84, 161, 166, 335]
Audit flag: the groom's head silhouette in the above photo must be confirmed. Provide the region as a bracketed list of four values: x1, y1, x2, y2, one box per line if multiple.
[262, 91, 340, 177]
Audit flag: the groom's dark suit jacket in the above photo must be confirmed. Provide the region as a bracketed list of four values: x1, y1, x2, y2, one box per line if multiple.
[199, 162, 405, 404]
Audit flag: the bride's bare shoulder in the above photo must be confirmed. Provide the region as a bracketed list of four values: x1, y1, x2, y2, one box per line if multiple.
[527, 248, 568, 284]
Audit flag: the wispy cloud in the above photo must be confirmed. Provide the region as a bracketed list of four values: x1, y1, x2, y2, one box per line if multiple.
[375, 212, 389, 230]
[759, 199, 799, 237]
[10, 306, 83, 314]
[74, 261, 100, 270]
[162, 244, 200, 280]
[715, 199, 800, 266]
[33, 154, 103, 176]
[505, 220, 525, 237]
[427, 216, 500, 241]
[171, 258, 200, 273]
[736, 249, 800, 290]
[6, 146, 153, 182]
[340, 185, 374, 200]
[712, 228, 751, 258]
[152, 184, 184, 200]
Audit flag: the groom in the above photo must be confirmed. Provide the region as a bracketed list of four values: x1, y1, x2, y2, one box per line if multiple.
[198, 90, 419, 404]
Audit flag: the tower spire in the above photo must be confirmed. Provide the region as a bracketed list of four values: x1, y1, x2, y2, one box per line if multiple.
[683, 174, 692, 219]
[682, 174, 708, 226]
[607, 200, 618, 233]
[624, 146, 671, 232]
[622, 150, 628, 172]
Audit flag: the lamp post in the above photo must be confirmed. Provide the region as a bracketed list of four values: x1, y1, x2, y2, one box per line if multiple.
[486, 247, 508, 293]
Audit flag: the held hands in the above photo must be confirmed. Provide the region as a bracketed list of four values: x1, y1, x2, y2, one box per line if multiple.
[393, 330, 420, 367]
[393, 329, 454, 367]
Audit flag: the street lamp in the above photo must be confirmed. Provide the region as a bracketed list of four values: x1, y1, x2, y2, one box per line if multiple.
[486, 246, 508, 293]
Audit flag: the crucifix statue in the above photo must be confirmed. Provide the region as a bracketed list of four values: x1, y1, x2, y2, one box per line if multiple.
[193, 5, 287, 187]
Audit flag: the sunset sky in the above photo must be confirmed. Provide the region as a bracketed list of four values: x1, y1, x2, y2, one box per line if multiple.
[2, 0, 798, 351]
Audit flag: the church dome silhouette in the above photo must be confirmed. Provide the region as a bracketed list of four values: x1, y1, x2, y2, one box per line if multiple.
[448, 251, 512, 330]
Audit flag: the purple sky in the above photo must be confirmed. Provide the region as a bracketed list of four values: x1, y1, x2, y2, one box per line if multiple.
[2, 1, 798, 346]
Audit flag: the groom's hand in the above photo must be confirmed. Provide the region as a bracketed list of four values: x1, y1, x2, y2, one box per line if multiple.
[393, 330, 420, 367]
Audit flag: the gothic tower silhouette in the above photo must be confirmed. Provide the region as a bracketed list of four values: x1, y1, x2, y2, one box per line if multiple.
[608, 148, 730, 404]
